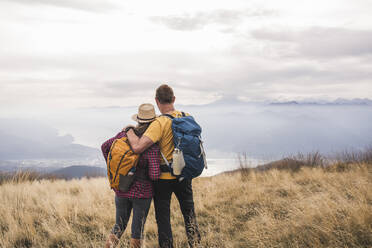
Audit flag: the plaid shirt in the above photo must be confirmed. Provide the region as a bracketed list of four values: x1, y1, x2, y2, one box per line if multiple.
[101, 131, 161, 198]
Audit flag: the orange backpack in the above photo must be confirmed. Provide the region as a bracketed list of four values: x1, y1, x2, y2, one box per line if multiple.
[106, 137, 140, 191]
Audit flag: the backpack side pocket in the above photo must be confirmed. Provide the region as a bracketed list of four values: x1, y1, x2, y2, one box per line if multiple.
[118, 173, 135, 192]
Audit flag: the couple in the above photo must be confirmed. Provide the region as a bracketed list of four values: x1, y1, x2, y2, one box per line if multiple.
[101, 84, 201, 248]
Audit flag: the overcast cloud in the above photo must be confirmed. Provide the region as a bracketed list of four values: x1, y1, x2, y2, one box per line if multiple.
[1, 0, 116, 12]
[251, 27, 372, 58]
[150, 9, 276, 31]
[0, 0, 372, 164]
[0, 0, 371, 111]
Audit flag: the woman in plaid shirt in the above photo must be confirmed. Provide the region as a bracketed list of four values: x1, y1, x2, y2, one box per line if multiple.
[102, 104, 161, 248]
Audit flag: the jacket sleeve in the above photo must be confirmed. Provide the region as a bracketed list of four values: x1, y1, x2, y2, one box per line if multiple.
[146, 145, 161, 181]
[101, 131, 126, 162]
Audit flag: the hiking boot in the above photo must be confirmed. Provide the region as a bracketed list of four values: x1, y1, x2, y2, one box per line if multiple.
[105, 234, 119, 248]
[129, 238, 142, 248]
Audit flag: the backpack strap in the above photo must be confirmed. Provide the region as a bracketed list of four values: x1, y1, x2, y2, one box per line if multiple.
[199, 137, 208, 169]
[161, 111, 186, 119]
[161, 114, 174, 119]
[160, 151, 170, 167]
[160, 151, 173, 173]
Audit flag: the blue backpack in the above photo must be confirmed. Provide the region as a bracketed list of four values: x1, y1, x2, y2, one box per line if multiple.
[163, 112, 207, 179]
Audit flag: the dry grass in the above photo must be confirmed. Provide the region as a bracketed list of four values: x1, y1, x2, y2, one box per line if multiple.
[334, 147, 372, 165]
[0, 163, 371, 248]
[0, 170, 103, 186]
[0, 171, 59, 186]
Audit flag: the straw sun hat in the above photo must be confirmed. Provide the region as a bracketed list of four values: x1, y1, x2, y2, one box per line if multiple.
[131, 103, 157, 124]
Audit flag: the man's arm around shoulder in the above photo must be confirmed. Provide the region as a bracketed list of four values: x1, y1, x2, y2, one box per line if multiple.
[126, 129, 154, 154]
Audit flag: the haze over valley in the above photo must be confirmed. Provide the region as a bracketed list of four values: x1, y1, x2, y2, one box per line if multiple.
[1, 98, 371, 176]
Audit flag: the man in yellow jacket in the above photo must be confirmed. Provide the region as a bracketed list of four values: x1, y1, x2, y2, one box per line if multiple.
[126, 84, 201, 248]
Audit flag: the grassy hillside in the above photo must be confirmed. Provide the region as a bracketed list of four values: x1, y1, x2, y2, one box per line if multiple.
[0, 163, 371, 248]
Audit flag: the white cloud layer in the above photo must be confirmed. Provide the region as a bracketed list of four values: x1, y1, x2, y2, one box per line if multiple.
[0, 0, 371, 112]
[1, 0, 117, 12]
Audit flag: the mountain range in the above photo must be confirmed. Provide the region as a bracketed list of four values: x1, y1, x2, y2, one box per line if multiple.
[269, 98, 372, 106]
[52, 165, 106, 179]
[0, 118, 100, 160]
[0, 164, 106, 180]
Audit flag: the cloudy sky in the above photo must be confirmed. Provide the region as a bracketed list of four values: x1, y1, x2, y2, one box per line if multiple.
[1, 0, 372, 168]
[1, 0, 372, 113]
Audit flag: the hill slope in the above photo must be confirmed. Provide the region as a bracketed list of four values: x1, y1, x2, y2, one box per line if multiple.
[0, 118, 100, 160]
[51, 166, 106, 179]
[0, 163, 371, 247]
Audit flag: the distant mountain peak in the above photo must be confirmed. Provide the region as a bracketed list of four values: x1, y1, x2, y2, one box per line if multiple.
[270, 101, 299, 105]
[333, 98, 372, 105]
[209, 95, 248, 105]
[269, 98, 372, 106]
[52, 165, 106, 179]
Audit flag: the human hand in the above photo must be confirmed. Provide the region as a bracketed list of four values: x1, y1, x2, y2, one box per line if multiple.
[123, 125, 135, 132]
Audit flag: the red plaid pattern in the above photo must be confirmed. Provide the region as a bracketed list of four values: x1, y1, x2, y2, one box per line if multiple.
[101, 131, 161, 198]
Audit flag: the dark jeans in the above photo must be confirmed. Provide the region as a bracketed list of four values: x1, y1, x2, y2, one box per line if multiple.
[154, 179, 201, 248]
[111, 196, 152, 239]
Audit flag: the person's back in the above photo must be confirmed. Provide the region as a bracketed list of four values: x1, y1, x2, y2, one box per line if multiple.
[102, 132, 160, 198]
[143, 110, 189, 180]
[126, 85, 201, 248]
[102, 103, 161, 248]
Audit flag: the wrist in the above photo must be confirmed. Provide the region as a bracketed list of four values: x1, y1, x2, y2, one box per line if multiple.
[125, 126, 134, 133]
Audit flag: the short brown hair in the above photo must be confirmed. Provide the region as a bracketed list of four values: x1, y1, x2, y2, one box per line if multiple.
[156, 84, 175, 104]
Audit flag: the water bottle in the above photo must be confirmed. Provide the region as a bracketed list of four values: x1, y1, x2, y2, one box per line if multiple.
[172, 148, 185, 175]
[128, 167, 136, 176]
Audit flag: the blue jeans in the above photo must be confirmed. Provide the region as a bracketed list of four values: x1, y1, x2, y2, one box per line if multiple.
[111, 196, 152, 239]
